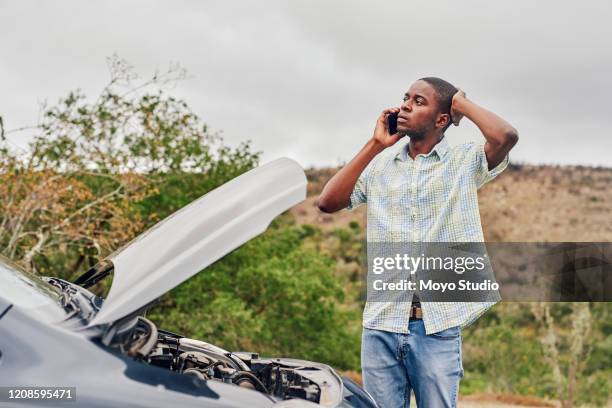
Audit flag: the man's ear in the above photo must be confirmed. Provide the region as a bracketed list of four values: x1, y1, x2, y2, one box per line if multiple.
[436, 113, 450, 129]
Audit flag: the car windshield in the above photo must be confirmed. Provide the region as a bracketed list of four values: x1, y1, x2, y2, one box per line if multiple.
[0, 256, 70, 324]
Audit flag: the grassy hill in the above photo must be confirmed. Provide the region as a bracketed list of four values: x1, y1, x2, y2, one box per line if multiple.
[293, 164, 612, 242]
[290, 164, 612, 408]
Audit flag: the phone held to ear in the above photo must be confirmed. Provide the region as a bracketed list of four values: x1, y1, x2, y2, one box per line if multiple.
[387, 112, 398, 135]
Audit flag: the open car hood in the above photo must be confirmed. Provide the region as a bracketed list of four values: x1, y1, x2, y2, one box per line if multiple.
[87, 158, 307, 327]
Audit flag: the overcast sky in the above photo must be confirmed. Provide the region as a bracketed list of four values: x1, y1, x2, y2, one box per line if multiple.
[1, 0, 611, 168]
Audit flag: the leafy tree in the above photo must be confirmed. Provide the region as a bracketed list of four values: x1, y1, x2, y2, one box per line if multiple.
[0, 55, 258, 277]
[531, 302, 594, 408]
[149, 223, 361, 370]
[1, 56, 362, 371]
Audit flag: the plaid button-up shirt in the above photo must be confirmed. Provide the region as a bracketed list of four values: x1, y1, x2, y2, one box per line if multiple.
[348, 136, 509, 334]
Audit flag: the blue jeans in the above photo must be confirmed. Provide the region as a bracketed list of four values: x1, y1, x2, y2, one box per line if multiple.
[361, 319, 464, 408]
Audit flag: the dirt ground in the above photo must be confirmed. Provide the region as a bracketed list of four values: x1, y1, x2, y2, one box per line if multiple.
[342, 370, 563, 407]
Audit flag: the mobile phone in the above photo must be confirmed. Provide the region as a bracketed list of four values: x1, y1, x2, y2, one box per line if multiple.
[387, 112, 398, 135]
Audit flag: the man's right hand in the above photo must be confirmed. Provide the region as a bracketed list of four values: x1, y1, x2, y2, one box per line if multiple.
[372, 108, 402, 149]
[317, 108, 402, 213]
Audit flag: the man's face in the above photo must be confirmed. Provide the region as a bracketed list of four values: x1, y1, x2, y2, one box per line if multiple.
[397, 80, 444, 139]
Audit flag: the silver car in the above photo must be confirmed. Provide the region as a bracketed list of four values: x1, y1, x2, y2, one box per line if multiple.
[0, 158, 377, 408]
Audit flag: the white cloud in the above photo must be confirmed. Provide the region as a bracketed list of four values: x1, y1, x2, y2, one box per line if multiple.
[1, 0, 610, 167]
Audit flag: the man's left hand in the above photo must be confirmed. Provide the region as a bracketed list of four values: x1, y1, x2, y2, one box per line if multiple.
[450, 89, 467, 126]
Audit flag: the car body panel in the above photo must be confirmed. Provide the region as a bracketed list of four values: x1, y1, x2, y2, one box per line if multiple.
[88, 158, 307, 327]
[0, 158, 377, 407]
[0, 303, 275, 408]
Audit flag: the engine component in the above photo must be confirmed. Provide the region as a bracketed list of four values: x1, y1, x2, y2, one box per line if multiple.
[130, 325, 339, 405]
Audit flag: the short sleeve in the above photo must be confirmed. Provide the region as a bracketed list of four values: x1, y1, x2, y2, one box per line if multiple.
[346, 161, 374, 211]
[474, 142, 509, 189]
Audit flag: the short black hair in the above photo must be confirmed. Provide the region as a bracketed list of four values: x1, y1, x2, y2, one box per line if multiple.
[418, 77, 458, 131]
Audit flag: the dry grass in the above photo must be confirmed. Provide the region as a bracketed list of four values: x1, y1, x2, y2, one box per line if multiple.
[293, 164, 612, 242]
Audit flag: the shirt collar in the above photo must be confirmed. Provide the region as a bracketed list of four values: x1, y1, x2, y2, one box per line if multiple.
[395, 136, 450, 162]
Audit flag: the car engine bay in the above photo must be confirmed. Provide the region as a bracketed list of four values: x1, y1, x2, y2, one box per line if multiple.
[108, 316, 343, 407]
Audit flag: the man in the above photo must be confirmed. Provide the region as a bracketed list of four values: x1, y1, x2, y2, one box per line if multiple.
[316, 77, 518, 407]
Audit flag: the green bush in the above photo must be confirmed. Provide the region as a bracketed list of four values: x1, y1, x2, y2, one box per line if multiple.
[149, 223, 361, 371]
